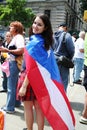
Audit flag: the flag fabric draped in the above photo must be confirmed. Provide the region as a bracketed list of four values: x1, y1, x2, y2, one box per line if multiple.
[25, 34, 75, 130]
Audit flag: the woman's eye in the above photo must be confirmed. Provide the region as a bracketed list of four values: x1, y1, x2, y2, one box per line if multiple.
[33, 22, 43, 27]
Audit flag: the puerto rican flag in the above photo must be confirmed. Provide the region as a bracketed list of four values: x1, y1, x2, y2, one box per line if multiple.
[25, 34, 75, 130]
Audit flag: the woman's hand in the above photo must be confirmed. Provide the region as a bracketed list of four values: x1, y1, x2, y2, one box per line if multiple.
[0, 47, 9, 52]
[18, 86, 27, 96]
[18, 74, 29, 97]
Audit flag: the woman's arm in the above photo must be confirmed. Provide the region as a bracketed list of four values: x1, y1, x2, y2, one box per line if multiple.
[9, 48, 24, 55]
[18, 75, 29, 97]
[0, 46, 24, 55]
[0, 47, 9, 52]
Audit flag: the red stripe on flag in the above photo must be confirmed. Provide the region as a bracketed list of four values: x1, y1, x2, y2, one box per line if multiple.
[25, 49, 75, 130]
[53, 80, 75, 126]
[28, 64, 69, 130]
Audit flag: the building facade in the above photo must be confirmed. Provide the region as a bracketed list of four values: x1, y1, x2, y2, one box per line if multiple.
[0, 0, 85, 33]
[26, 0, 83, 32]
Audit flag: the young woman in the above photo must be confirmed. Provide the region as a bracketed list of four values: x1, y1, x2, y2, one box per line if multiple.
[18, 14, 75, 130]
[18, 13, 53, 130]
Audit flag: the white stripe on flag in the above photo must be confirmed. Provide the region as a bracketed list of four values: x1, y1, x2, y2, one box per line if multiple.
[37, 62, 74, 130]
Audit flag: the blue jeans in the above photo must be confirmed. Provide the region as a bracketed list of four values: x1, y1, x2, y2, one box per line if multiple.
[58, 64, 69, 91]
[5, 61, 21, 111]
[2, 72, 7, 90]
[73, 58, 84, 82]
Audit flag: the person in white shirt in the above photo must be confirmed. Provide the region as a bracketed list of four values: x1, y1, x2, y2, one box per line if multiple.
[73, 31, 85, 84]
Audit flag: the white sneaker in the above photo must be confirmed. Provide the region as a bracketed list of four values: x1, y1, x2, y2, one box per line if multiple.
[79, 116, 87, 124]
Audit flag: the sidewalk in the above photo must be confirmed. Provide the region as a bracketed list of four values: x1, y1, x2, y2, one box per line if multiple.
[0, 70, 52, 130]
[0, 70, 87, 130]
[0, 86, 52, 130]
[67, 84, 87, 130]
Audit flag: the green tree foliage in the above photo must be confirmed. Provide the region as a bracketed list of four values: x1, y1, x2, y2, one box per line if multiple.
[79, 0, 87, 15]
[0, 0, 35, 27]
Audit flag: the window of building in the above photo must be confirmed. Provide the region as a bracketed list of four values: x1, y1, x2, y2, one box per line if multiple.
[44, 10, 51, 19]
[66, 12, 69, 26]
[71, 0, 73, 7]
[71, 16, 75, 29]
[68, 0, 70, 3]
[69, 15, 71, 28]
[73, 0, 76, 10]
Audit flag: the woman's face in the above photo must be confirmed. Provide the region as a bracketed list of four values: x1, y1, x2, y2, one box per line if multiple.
[5, 32, 12, 43]
[32, 16, 46, 34]
[9, 26, 16, 36]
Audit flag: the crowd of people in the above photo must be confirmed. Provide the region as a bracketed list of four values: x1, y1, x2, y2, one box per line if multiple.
[0, 13, 87, 130]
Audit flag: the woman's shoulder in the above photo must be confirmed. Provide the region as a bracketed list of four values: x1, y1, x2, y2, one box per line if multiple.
[30, 34, 44, 42]
[16, 34, 24, 38]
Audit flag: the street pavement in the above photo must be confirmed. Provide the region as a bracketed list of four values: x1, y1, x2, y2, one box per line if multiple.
[0, 69, 87, 130]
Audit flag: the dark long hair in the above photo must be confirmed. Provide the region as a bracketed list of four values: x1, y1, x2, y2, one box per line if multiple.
[29, 13, 53, 50]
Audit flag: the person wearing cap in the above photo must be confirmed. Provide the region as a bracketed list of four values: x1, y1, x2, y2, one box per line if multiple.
[53, 23, 75, 91]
